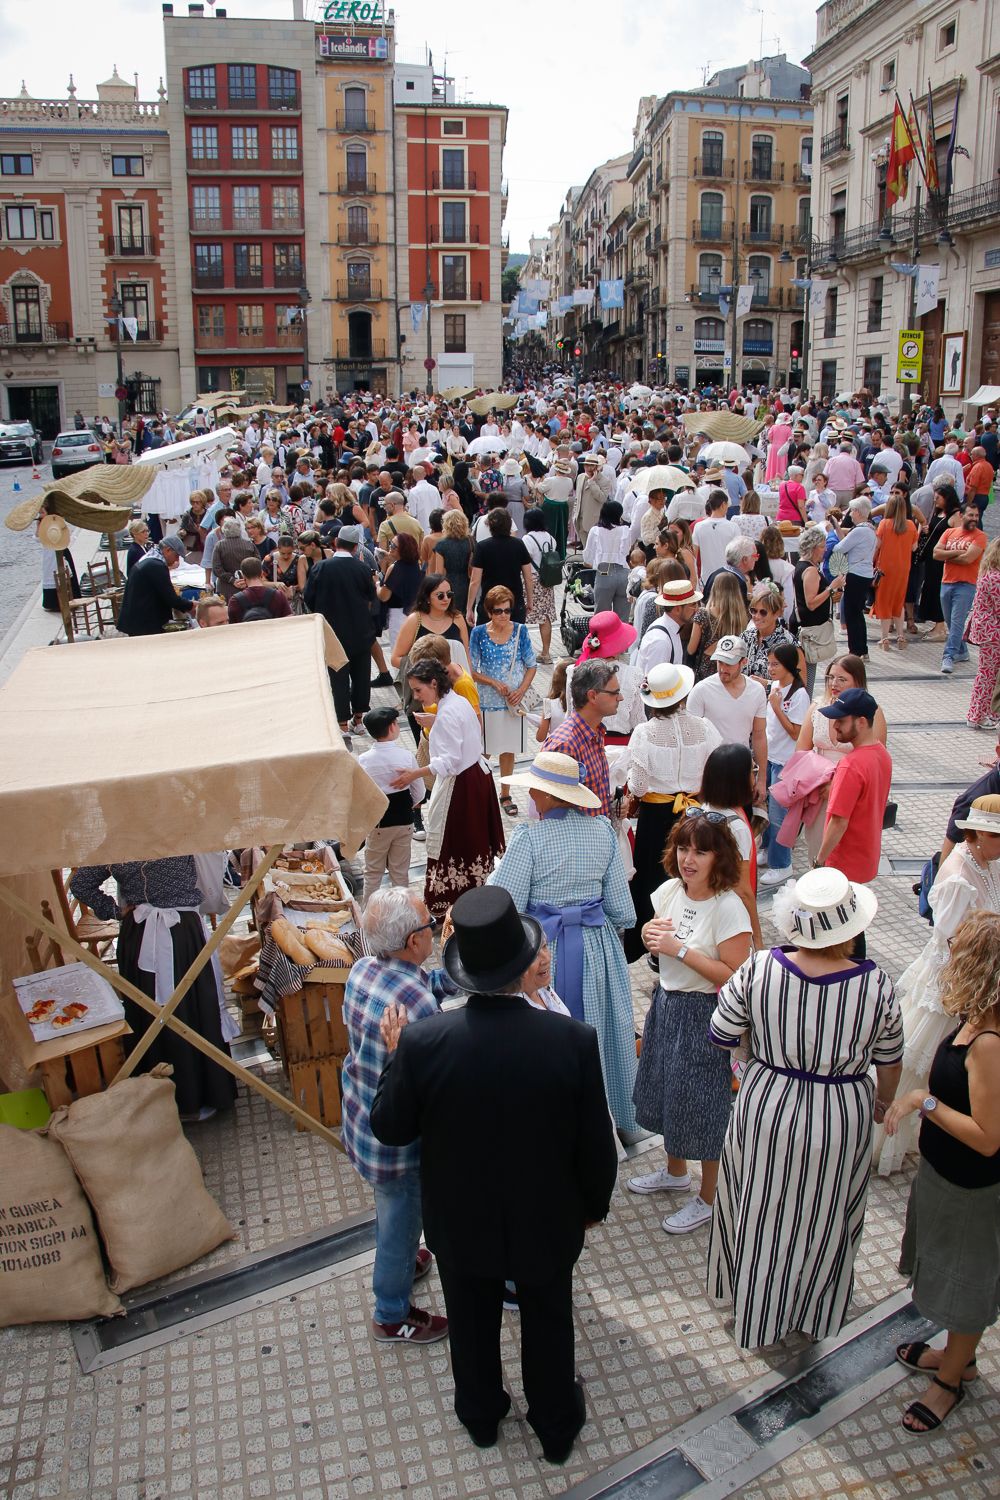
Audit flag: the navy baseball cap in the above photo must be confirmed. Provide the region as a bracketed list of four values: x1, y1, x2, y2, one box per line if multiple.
[819, 688, 878, 723]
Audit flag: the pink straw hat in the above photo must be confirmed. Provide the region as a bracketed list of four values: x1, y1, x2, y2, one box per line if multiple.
[576, 610, 638, 662]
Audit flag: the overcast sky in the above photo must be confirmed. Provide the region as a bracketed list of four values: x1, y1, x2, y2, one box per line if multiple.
[1, 0, 819, 250]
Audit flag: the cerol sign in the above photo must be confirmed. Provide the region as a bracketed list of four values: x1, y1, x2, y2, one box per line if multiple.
[323, 1, 386, 19]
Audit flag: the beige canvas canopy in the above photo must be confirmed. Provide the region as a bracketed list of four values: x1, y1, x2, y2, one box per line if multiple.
[0, 614, 384, 1146]
[681, 411, 765, 444]
[467, 392, 519, 416]
[0, 614, 379, 876]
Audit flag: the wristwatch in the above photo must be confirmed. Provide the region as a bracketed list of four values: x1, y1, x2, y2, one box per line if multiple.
[676, 944, 689, 962]
[919, 1095, 938, 1118]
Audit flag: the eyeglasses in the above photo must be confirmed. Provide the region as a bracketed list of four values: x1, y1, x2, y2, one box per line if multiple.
[491, 606, 512, 615]
[435, 590, 453, 600]
[684, 807, 729, 825]
[598, 686, 623, 698]
[408, 918, 439, 939]
[750, 607, 773, 616]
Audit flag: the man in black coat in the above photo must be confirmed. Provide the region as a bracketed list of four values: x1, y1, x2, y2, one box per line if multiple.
[303, 524, 377, 733]
[116, 535, 194, 636]
[370, 886, 618, 1464]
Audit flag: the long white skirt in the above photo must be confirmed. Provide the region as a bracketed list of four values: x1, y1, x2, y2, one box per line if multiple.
[482, 707, 530, 758]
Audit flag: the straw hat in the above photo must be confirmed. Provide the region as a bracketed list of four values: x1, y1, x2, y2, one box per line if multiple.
[639, 661, 694, 709]
[500, 458, 521, 477]
[658, 578, 703, 609]
[771, 868, 877, 949]
[954, 793, 1000, 835]
[37, 513, 71, 550]
[507, 751, 601, 809]
[553, 459, 572, 476]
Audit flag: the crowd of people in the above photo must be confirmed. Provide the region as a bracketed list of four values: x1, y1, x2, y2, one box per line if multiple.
[96, 372, 1000, 1459]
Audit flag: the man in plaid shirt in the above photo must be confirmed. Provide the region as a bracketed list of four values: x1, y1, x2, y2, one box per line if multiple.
[542, 659, 620, 817]
[341, 887, 459, 1343]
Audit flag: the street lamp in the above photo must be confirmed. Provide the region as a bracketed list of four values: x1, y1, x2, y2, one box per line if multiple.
[423, 275, 434, 396]
[780, 243, 814, 398]
[109, 293, 126, 434]
[298, 285, 311, 404]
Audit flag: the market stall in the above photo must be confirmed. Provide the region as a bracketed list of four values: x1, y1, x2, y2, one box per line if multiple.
[0, 613, 385, 1151]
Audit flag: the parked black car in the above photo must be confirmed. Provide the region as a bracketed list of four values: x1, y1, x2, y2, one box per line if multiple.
[0, 421, 43, 465]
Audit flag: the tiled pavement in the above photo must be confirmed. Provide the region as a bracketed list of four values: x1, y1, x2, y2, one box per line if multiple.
[2, 619, 997, 1500]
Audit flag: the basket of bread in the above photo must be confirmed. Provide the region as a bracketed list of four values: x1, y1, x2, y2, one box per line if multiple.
[270, 916, 354, 970]
[272, 870, 350, 911]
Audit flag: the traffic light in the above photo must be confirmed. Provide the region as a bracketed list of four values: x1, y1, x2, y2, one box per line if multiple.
[556, 339, 564, 350]
[574, 346, 581, 357]
[791, 348, 800, 360]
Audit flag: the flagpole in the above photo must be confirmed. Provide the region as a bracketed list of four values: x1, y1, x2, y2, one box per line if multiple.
[901, 183, 921, 418]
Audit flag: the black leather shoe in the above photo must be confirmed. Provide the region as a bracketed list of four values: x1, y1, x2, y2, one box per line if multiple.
[462, 1391, 512, 1449]
[539, 1381, 586, 1464]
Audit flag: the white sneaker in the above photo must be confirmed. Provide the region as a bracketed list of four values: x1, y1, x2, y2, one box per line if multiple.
[626, 1166, 691, 1194]
[662, 1196, 714, 1234]
[758, 865, 791, 888]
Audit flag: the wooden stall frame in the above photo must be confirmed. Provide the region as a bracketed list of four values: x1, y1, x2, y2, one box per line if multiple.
[0, 849, 346, 1153]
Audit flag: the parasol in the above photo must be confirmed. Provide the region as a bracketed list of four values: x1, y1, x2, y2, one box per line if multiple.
[467, 392, 519, 416]
[682, 411, 764, 444]
[629, 383, 653, 399]
[440, 385, 477, 402]
[701, 441, 752, 466]
[468, 435, 508, 456]
[407, 447, 437, 468]
[629, 465, 696, 495]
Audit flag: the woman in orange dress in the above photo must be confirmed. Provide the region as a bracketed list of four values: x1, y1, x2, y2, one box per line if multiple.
[872, 487, 919, 652]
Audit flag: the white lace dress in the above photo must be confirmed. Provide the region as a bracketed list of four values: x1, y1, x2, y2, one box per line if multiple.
[875, 843, 1000, 1175]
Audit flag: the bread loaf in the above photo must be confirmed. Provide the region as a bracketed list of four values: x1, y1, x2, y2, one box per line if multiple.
[270, 916, 314, 968]
[302, 929, 353, 965]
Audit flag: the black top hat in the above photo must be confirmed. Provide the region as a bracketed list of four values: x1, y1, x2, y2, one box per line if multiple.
[442, 886, 542, 993]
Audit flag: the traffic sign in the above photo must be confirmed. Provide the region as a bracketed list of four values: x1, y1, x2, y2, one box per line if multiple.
[300, 379, 311, 391]
[423, 357, 436, 370]
[896, 329, 924, 384]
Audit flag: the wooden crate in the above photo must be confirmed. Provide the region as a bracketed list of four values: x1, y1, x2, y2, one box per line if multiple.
[287, 1053, 345, 1129]
[38, 1032, 128, 1110]
[276, 979, 349, 1065]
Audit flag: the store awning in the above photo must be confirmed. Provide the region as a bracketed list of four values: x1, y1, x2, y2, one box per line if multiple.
[964, 385, 1000, 406]
[0, 614, 383, 876]
[133, 426, 240, 467]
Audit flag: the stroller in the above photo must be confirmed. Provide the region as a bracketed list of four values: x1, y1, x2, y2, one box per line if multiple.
[559, 553, 596, 658]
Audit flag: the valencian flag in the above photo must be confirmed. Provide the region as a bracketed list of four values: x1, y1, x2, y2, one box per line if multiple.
[924, 85, 940, 194]
[886, 98, 916, 206]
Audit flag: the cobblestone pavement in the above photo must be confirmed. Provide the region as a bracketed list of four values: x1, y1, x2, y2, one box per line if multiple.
[0, 455, 54, 641]
[2, 614, 997, 1500]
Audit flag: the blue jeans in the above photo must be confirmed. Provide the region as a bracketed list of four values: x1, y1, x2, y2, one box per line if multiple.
[372, 1169, 423, 1325]
[941, 581, 976, 663]
[766, 760, 792, 870]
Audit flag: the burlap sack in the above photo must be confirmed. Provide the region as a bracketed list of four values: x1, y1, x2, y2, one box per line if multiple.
[48, 1071, 235, 1293]
[218, 932, 260, 979]
[0, 1124, 122, 1326]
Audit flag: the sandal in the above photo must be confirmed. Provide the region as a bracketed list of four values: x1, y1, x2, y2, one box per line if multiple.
[896, 1341, 978, 1382]
[902, 1374, 965, 1433]
[500, 796, 519, 817]
[878, 638, 894, 652]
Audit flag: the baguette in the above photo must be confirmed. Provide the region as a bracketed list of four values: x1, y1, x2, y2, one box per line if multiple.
[270, 916, 314, 968]
[302, 929, 354, 965]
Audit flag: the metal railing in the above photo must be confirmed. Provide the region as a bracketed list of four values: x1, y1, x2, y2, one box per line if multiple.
[431, 169, 477, 191]
[438, 282, 483, 301]
[0, 321, 69, 344]
[267, 89, 301, 111]
[336, 224, 380, 245]
[336, 278, 383, 301]
[273, 267, 304, 287]
[338, 173, 377, 194]
[820, 126, 849, 160]
[692, 216, 732, 242]
[428, 223, 482, 244]
[195, 324, 303, 350]
[334, 339, 387, 360]
[191, 214, 223, 231]
[744, 160, 784, 182]
[792, 163, 812, 183]
[106, 234, 157, 257]
[743, 220, 784, 245]
[337, 110, 375, 132]
[192, 266, 225, 288]
[693, 156, 734, 179]
[233, 268, 265, 288]
[108, 319, 161, 342]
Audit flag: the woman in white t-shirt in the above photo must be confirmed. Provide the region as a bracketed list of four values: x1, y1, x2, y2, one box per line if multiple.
[760, 642, 811, 889]
[627, 812, 753, 1235]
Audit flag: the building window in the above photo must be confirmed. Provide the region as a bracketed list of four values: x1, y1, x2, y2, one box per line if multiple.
[742, 318, 773, 354]
[343, 87, 367, 130]
[5, 205, 36, 239]
[820, 359, 838, 402]
[748, 195, 772, 237]
[750, 135, 773, 179]
[824, 286, 838, 339]
[796, 197, 811, 241]
[345, 147, 368, 188]
[234, 243, 263, 285]
[116, 204, 145, 250]
[192, 184, 221, 225]
[39, 209, 54, 239]
[274, 243, 303, 283]
[197, 304, 225, 339]
[186, 66, 217, 104]
[190, 126, 219, 161]
[442, 118, 465, 136]
[862, 354, 882, 394]
[347, 204, 369, 242]
[699, 191, 724, 236]
[442, 201, 467, 242]
[867, 275, 884, 332]
[236, 304, 264, 338]
[881, 59, 896, 91]
[698, 253, 722, 295]
[268, 67, 298, 108]
[194, 244, 224, 284]
[444, 313, 466, 352]
[112, 156, 144, 177]
[701, 131, 724, 174]
[830, 188, 846, 248]
[1, 154, 33, 176]
[227, 64, 256, 105]
[232, 185, 261, 225]
[347, 309, 373, 359]
[694, 316, 726, 347]
[441, 148, 465, 190]
[441, 255, 467, 298]
[231, 126, 259, 161]
[747, 253, 770, 300]
[347, 260, 371, 296]
[272, 185, 300, 227]
[120, 283, 150, 334]
[271, 126, 299, 162]
[12, 284, 42, 340]
[938, 18, 957, 52]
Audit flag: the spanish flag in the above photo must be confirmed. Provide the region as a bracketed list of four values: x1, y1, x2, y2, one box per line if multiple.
[886, 98, 916, 206]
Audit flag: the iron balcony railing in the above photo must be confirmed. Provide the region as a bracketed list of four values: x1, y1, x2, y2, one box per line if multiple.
[820, 126, 849, 160]
[106, 234, 157, 257]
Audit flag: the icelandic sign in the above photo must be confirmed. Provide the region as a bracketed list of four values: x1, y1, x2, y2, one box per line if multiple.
[318, 33, 389, 60]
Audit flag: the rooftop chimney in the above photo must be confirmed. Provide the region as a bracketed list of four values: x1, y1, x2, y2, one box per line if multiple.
[188, 3, 204, 14]
[162, 2, 173, 11]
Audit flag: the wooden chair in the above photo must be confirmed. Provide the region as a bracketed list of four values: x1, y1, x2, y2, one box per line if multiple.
[19, 900, 129, 1110]
[85, 557, 114, 594]
[51, 869, 119, 962]
[67, 593, 117, 639]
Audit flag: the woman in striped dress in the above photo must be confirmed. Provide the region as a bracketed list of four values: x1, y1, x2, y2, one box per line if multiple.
[707, 868, 903, 1349]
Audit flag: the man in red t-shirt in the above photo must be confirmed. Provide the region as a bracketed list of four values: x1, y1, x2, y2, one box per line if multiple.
[815, 690, 892, 899]
[933, 503, 987, 672]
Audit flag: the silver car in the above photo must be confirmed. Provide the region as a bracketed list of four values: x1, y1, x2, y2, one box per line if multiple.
[50, 430, 105, 480]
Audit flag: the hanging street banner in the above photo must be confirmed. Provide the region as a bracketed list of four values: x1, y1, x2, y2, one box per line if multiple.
[557, 295, 574, 314]
[409, 302, 425, 333]
[599, 279, 624, 309]
[735, 284, 755, 321]
[896, 329, 924, 383]
[915, 264, 941, 318]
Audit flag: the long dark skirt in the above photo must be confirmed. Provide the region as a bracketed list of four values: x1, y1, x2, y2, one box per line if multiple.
[117, 910, 237, 1117]
[623, 800, 681, 964]
[424, 762, 506, 917]
[540, 498, 569, 559]
[918, 555, 945, 623]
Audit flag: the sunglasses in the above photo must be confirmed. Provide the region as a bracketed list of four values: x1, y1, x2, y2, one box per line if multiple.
[408, 918, 439, 938]
[491, 606, 512, 614]
[750, 607, 774, 616]
[684, 807, 729, 825]
[435, 590, 453, 600]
